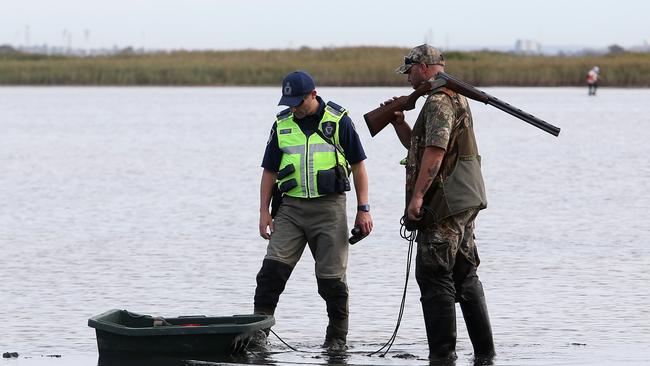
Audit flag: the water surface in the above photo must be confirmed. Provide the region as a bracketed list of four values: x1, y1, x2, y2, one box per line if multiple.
[1, 86, 649, 365]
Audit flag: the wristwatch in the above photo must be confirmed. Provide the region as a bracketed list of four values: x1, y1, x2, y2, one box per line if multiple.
[357, 204, 370, 212]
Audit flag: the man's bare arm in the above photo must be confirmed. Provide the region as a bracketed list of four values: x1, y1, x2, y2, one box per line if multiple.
[259, 169, 277, 240]
[407, 146, 445, 220]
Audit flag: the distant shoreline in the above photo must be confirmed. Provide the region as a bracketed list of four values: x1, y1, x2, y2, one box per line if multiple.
[1, 47, 649, 87]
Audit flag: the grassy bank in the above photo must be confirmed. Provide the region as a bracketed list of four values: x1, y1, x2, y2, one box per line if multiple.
[1, 47, 649, 86]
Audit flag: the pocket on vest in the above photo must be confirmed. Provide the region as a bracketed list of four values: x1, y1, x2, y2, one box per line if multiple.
[317, 168, 338, 195]
[443, 156, 487, 215]
[317, 166, 350, 195]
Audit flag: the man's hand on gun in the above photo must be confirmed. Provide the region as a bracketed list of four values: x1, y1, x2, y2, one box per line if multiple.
[381, 97, 406, 126]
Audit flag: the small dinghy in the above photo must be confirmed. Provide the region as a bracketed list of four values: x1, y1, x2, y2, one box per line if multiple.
[88, 309, 274, 355]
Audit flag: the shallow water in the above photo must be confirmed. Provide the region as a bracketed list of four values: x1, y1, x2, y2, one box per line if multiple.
[1, 86, 649, 365]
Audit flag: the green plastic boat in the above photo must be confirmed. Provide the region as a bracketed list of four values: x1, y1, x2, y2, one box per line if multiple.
[88, 309, 274, 355]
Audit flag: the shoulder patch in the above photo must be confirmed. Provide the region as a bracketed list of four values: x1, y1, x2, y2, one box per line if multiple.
[276, 108, 292, 119]
[325, 101, 347, 118]
[326, 101, 346, 113]
[326, 101, 345, 112]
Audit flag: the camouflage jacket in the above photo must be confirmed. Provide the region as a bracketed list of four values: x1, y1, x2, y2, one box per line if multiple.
[405, 88, 487, 224]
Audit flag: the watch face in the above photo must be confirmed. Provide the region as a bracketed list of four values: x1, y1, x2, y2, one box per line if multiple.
[358, 204, 370, 212]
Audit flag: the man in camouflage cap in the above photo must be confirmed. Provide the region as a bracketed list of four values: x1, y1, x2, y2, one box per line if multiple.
[384, 44, 495, 362]
[394, 44, 445, 74]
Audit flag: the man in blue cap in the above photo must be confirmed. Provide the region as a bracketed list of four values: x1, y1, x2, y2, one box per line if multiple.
[254, 70, 373, 350]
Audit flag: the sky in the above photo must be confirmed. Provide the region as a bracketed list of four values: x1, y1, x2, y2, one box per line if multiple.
[2, 0, 649, 51]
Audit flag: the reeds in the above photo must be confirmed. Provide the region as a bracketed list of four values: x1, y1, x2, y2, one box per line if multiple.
[1, 47, 648, 86]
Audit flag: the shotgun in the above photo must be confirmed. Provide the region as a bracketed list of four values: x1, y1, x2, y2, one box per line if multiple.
[363, 72, 561, 137]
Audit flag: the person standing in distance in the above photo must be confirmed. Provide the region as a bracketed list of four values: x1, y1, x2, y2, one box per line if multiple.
[254, 70, 373, 350]
[385, 45, 495, 362]
[586, 66, 600, 96]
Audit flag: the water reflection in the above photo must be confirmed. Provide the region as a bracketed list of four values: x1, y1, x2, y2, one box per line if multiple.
[97, 353, 258, 366]
[96, 348, 356, 366]
[97, 354, 188, 366]
[309, 350, 351, 365]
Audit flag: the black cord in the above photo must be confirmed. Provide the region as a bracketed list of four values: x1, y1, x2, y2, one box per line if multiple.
[366, 216, 416, 357]
[269, 329, 319, 353]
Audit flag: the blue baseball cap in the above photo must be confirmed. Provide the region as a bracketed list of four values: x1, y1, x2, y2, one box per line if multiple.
[278, 70, 316, 107]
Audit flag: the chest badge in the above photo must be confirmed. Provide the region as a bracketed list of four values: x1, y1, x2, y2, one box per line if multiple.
[321, 121, 336, 139]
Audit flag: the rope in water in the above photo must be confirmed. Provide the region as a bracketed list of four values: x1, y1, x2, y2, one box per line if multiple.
[366, 216, 416, 357]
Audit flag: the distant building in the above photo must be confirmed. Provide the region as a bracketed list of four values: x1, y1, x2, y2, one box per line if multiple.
[514, 39, 542, 55]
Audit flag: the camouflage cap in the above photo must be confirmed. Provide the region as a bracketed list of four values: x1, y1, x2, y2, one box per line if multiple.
[395, 44, 445, 74]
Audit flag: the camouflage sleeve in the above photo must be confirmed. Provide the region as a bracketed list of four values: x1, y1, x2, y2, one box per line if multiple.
[423, 93, 455, 150]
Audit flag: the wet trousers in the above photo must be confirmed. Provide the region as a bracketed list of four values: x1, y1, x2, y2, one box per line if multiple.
[254, 194, 349, 341]
[415, 209, 495, 359]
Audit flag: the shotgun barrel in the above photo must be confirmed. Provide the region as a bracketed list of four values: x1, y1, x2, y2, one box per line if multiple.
[436, 72, 560, 136]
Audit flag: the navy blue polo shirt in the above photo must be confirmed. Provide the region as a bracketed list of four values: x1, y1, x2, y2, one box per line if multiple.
[261, 96, 366, 172]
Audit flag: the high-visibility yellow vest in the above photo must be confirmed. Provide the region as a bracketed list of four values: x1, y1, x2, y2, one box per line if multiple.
[276, 101, 349, 198]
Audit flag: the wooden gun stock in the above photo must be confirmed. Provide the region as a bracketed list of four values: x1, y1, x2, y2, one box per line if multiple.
[363, 79, 447, 137]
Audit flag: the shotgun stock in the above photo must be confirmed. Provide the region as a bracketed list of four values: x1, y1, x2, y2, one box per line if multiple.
[363, 72, 561, 137]
[363, 79, 447, 136]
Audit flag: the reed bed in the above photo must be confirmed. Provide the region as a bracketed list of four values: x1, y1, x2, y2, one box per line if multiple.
[1, 47, 648, 86]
